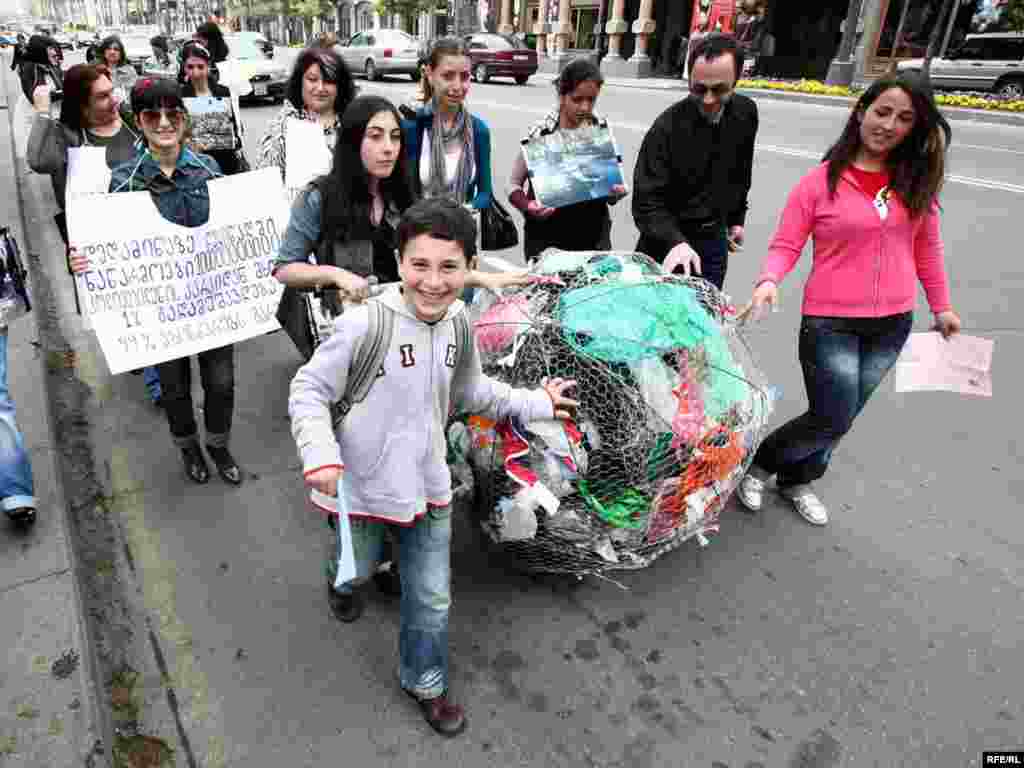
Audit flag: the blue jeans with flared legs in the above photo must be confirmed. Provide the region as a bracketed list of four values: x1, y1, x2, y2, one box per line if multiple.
[0, 330, 35, 512]
[753, 313, 913, 488]
[327, 505, 452, 700]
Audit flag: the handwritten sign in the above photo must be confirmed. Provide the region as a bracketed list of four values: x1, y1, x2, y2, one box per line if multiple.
[66, 167, 289, 374]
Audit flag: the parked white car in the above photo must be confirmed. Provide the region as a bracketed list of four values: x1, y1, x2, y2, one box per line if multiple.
[222, 33, 288, 103]
[336, 29, 419, 81]
[898, 33, 1024, 99]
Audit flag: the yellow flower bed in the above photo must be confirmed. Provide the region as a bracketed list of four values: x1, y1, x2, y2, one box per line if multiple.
[738, 78, 852, 97]
[737, 78, 1024, 113]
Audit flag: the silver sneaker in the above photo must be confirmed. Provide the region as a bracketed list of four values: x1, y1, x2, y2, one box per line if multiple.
[779, 485, 829, 526]
[736, 469, 769, 512]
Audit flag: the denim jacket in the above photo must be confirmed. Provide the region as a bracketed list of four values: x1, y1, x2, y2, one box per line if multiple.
[108, 146, 222, 227]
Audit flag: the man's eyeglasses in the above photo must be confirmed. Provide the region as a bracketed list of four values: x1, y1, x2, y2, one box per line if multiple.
[139, 108, 186, 128]
[690, 82, 734, 99]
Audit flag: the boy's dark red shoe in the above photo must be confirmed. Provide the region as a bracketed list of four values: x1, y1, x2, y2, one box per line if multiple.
[404, 689, 466, 737]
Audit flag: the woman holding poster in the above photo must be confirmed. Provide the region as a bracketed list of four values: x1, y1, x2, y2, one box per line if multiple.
[507, 57, 627, 262]
[256, 47, 357, 191]
[26, 64, 164, 409]
[69, 79, 242, 487]
[180, 42, 246, 176]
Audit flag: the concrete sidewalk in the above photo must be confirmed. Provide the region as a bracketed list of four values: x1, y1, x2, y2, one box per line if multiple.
[0, 54, 106, 767]
[529, 70, 1024, 127]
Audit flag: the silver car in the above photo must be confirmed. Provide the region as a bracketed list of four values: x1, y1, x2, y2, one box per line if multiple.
[898, 33, 1024, 99]
[337, 29, 419, 81]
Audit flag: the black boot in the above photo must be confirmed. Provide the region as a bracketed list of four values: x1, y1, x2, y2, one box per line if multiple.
[206, 444, 242, 485]
[5, 506, 36, 529]
[180, 441, 210, 484]
[327, 583, 364, 623]
[373, 561, 402, 596]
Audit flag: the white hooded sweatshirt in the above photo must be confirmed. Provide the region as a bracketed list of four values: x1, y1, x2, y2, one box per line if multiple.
[289, 286, 554, 524]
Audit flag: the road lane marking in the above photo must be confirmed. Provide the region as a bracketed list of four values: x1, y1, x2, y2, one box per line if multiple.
[947, 174, 1024, 194]
[953, 142, 1024, 156]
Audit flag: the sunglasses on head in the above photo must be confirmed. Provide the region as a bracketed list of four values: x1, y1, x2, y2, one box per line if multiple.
[139, 107, 186, 128]
[690, 82, 733, 98]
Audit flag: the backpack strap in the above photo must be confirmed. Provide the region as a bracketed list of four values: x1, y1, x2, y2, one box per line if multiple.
[452, 310, 472, 377]
[331, 301, 395, 428]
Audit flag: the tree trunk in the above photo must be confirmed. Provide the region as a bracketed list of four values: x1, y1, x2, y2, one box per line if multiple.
[922, 0, 957, 81]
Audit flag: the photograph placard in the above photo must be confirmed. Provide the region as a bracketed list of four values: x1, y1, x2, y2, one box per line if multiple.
[522, 123, 626, 209]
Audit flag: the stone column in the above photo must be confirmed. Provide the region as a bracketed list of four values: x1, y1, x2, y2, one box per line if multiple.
[554, 0, 571, 54]
[517, 0, 529, 34]
[604, 0, 627, 61]
[630, 0, 655, 75]
[499, 0, 514, 34]
[853, 0, 886, 86]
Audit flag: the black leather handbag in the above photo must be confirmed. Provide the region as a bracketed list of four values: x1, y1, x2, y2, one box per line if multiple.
[480, 197, 519, 252]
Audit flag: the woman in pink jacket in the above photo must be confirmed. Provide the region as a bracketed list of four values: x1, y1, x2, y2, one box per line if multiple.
[737, 75, 961, 526]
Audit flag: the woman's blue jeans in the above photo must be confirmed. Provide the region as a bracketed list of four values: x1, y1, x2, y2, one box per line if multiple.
[753, 313, 913, 488]
[328, 505, 452, 700]
[0, 330, 35, 512]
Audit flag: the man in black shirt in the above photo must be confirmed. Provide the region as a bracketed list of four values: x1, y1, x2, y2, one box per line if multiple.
[633, 33, 758, 291]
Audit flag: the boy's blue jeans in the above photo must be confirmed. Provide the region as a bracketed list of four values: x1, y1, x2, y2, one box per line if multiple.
[327, 505, 452, 700]
[0, 330, 35, 512]
[753, 313, 913, 488]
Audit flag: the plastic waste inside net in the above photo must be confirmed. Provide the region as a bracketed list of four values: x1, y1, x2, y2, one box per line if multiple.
[450, 250, 774, 576]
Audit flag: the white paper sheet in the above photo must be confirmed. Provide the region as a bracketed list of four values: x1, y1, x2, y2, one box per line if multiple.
[892, 332, 994, 397]
[333, 475, 357, 587]
[284, 118, 332, 196]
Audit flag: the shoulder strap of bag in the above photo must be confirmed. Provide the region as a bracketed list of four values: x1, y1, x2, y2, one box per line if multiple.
[452, 309, 472, 377]
[332, 301, 394, 428]
[331, 303, 470, 428]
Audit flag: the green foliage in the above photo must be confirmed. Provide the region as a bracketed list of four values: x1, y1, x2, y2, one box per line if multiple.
[375, 0, 447, 25]
[291, 0, 334, 21]
[1006, 0, 1024, 32]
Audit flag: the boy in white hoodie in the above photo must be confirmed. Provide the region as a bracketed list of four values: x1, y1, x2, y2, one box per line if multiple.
[288, 197, 577, 737]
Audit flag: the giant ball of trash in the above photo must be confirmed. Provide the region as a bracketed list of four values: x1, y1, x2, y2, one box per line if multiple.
[448, 251, 773, 576]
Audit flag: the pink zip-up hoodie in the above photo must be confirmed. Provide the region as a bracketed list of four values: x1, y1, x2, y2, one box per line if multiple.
[758, 163, 952, 318]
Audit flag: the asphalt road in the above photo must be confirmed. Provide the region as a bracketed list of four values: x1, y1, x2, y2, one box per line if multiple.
[34, 50, 1024, 767]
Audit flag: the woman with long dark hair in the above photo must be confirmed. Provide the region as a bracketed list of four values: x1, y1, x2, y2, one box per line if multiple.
[737, 75, 961, 526]
[180, 41, 246, 175]
[256, 47, 357, 189]
[508, 56, 626, 262]
[96, 36, 137, 103]
[273, 94, 412, 359]
[177, 22, 229, 85]
[16, 34, 62, 103]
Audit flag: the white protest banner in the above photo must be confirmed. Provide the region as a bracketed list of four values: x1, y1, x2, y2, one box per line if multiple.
[66, 167, 289, 374]
[284, 118, 331, 200]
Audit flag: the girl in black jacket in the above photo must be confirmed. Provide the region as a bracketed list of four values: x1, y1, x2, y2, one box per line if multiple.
[179, 42, 245, 175]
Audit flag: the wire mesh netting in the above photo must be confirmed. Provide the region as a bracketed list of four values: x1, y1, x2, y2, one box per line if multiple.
[449, 250, 774, 576]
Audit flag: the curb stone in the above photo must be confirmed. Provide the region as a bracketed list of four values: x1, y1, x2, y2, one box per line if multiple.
[1, 51, 109, 768]
[3, 53, 189, 767]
